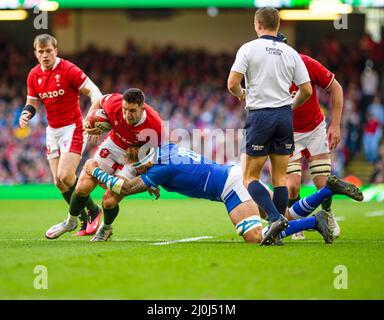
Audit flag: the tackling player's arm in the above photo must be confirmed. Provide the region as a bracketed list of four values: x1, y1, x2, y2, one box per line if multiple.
[325, 78, 343, 150]
[120, 176, 149, 196]
[83, 159, 160, 199]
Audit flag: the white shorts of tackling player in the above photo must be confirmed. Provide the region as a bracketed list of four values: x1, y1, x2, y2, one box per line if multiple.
[221, 165, 256, 213]
[46, 123, 86, 160]
[93, 136, 136, 180]
[290, 120, 330, 162]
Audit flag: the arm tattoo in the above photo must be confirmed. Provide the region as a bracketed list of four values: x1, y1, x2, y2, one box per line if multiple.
[121, 177, 148, 196]
[92, 168, 148, 195]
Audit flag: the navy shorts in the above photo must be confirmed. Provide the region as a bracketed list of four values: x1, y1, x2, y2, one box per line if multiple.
[244, 105, 294, 156]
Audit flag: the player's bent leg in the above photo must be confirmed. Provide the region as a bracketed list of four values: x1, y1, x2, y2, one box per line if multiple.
[309, 154, 332, 207]
[91, 190, 125, 242]
[58, 152, 102, 229]
[276, 210, 333, 244]
[287, 163, 302, 203]
[48, 157, 68, 193]
[260, 210, 333, 244]
[270, 154, 289, 187]
[287, 167, 305, 239]
[75, 170, 101, 235]
[76, 169, 99, 196]
[45, 156, 81, 238]
[102, 189, 125, 210]
[242, 154, 282, 226]
[270, 154, 290, 215]
[57, 152, 81, 188]
[313, 172, 340, 238]
[229, 200, 263, 243]
[45, 174, 97, 240]
[241, 153, 267, 187]
[308, 154, 341, 238]
[56, 152, 92, 232]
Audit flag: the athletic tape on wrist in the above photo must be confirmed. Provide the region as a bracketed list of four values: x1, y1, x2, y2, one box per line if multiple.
[92, 167, 124, 194]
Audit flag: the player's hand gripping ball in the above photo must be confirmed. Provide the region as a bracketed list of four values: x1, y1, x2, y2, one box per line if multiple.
[84, 109, 112, 135]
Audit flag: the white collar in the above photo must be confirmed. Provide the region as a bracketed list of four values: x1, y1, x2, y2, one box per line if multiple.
[41, 57, 61, 72]
[133, 109, 147, 127]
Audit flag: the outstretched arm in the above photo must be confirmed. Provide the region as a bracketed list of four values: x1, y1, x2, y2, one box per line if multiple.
[84, 160, 159, 198]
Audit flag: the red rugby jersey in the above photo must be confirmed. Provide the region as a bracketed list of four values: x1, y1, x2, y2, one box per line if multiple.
[100, 93, 163, 150]
[27, 58, 87, 128]
[290, 54, 334, 132]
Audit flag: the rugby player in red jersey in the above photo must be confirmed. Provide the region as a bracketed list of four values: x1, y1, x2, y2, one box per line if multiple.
[277, 33, 344, 239]
[45, 88, 164, 240]
[19, 34, 103, 236]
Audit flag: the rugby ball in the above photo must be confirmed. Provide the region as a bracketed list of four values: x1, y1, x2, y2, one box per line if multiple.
[86, 109, 112, 133]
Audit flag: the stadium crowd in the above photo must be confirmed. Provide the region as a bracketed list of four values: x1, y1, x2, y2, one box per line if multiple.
[0, 33, 383, 184]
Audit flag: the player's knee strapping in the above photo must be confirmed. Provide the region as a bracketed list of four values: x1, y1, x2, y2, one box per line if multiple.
[287, 163, 301, 176]
[309, 159, 331, 178]
[236, 215, 262, 236]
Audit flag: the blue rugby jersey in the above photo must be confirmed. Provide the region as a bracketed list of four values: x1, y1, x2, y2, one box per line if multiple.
[141, 144, 231, 201]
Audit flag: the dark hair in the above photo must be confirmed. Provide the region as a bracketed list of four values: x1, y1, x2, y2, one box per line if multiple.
[33, 34, 57, 49]
[123, 88, 145, 106]
[255, 7, 280, 31]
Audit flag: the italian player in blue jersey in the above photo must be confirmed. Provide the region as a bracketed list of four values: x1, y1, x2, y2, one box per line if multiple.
[46, 144, 363, 244]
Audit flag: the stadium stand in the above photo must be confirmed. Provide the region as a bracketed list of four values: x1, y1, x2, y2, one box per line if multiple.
[0, 33, 383, 184]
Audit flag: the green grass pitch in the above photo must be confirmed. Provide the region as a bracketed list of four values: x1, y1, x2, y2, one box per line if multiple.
[0, 198, 383, 299]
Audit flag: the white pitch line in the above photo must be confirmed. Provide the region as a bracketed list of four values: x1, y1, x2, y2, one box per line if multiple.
[0, 238, 161, 242]
[335, 216, 345, 221]
[365, 211, 384, 217]
[152, 236, 213, 246]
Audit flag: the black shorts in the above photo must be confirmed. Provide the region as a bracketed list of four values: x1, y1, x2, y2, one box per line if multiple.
[244, 106, 294, 156]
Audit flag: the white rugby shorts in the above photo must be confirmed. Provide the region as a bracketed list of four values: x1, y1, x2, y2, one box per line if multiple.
[46, 123, 86, 160]
[290, 120, 330, 161]
[221, 165, 252, 213]
[93, 136, 136, 180]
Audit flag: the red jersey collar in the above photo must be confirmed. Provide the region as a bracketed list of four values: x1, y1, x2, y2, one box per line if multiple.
[41, 57, 61, 72]
[133, 109, 147, 127]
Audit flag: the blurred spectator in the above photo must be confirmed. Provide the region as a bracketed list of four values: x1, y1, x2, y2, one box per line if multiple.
[368, 94, 384, 125]
[363, 112, 383, 163]
[360, 60, 379, 121]
[370, 144, 384, 183]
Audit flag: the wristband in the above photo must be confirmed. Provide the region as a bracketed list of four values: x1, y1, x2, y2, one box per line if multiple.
[22, 104, 37, 119]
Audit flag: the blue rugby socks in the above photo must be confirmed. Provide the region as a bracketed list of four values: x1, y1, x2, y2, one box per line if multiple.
[248, 180, 281, 222]
[272, 186, 288, 216]
[289, 187, 333, 219]
[280, 217, 317, 238]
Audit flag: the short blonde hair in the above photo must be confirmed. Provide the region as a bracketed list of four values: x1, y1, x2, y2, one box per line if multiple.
[255, 7, 280, 31]
[33, 34, 57, 49]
